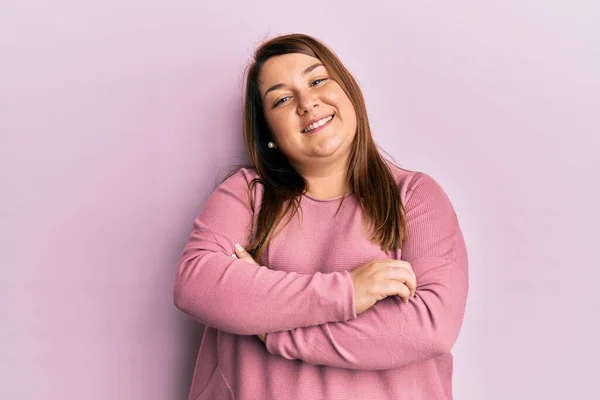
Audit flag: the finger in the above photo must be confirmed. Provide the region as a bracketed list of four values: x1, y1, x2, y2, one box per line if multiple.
[392, 282, 411, 303]
[234, 243, 258, 265]
[389, 263, 417, 297]
[401, 262, 416, 297]
[404, 275, 417, 297]
[401, 267, 416, 298]
[386, 259, 413, 272]
[387, 268, 417, 294]
[407, 269, 416, 297]
[392, 275, 416, 299]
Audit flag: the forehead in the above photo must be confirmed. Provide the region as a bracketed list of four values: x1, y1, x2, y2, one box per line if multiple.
[259, 53, 324, 89]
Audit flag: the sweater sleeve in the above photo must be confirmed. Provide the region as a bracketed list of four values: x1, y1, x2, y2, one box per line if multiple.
[264, 172, 469, 370]
[172, 168, 357, 335]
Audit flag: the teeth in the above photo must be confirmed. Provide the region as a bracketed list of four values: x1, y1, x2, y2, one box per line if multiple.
[304, 115, 333, 133]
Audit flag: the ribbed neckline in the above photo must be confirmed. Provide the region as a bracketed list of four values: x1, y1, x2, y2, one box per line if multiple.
[302, 192, 353, 203]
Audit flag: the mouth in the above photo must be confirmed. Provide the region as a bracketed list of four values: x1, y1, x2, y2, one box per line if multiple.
[301, 114, 335, 134]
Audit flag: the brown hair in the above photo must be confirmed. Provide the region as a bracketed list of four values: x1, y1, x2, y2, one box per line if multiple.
[241, 33, 407, 260]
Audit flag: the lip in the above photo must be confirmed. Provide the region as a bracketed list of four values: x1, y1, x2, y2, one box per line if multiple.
[302, 114, 335, 134]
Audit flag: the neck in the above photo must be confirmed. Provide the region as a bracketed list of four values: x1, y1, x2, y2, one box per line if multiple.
[294, 159, 350, 200]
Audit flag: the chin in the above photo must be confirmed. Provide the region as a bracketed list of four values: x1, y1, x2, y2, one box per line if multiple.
[310, 141, 346, 159]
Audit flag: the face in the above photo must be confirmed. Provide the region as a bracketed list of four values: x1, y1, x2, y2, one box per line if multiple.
[258, 53, 357, 172]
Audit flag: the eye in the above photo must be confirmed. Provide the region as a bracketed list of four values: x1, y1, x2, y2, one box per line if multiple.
[311, 78, 328, 86]
[273, 96, 291, 108]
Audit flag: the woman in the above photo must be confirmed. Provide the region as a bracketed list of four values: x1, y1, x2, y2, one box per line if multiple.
[173, 33, 468, 400]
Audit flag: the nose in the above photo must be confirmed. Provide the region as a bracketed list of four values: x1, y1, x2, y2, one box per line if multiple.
[296, 89, 319, 115]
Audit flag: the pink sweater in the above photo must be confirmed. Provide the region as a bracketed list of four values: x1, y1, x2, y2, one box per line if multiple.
[173, 164, 469, 400]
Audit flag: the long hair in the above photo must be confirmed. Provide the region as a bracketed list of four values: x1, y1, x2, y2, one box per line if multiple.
[241, 33, 407, 260]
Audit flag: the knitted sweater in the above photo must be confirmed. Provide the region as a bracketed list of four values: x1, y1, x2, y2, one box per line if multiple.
[173, 164, 469, 400]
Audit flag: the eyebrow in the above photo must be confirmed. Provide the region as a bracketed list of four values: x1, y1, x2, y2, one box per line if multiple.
[262, 62, 324, 99]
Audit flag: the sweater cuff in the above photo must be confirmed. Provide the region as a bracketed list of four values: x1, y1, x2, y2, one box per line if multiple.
[341, 270, 357, 321]
[324, 270, 357, 322]
[264, 326, 289, 358]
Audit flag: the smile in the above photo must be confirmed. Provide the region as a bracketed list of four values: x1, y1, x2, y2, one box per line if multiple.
[302, 114, 335, 134]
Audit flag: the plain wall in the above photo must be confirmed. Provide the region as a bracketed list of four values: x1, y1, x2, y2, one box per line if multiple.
[1, 1, 598, 398]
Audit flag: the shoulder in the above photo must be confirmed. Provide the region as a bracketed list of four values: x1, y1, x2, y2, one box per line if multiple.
[214, 167, 263, 210]
[198, 167, 262, 222]
[386, 162, 453, 208]
[220, 167, 261, 189]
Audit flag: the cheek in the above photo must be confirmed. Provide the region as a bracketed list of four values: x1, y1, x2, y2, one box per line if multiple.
[327, 86, 355, 120]
[264, 113, 297, 148]
[337, 94, 357, 129]
[264, 113, 286, 136]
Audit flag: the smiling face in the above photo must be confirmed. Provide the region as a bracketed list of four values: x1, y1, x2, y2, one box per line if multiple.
[258, 53, 357, 173]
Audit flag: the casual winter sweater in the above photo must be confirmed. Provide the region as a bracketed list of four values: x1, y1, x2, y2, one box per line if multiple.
[173, 164, 469, 400]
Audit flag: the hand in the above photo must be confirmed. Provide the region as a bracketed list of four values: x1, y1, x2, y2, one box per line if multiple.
[232, 244, 266, 342]
[232, 243, 258, 265]
[351, 259, 416, 315]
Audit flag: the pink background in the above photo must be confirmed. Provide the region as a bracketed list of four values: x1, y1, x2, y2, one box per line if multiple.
[1, 1, 598, 399]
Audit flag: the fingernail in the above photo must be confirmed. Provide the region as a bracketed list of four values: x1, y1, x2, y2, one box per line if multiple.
[231, 254, 237, 258]
[235, 243, 244, 251]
